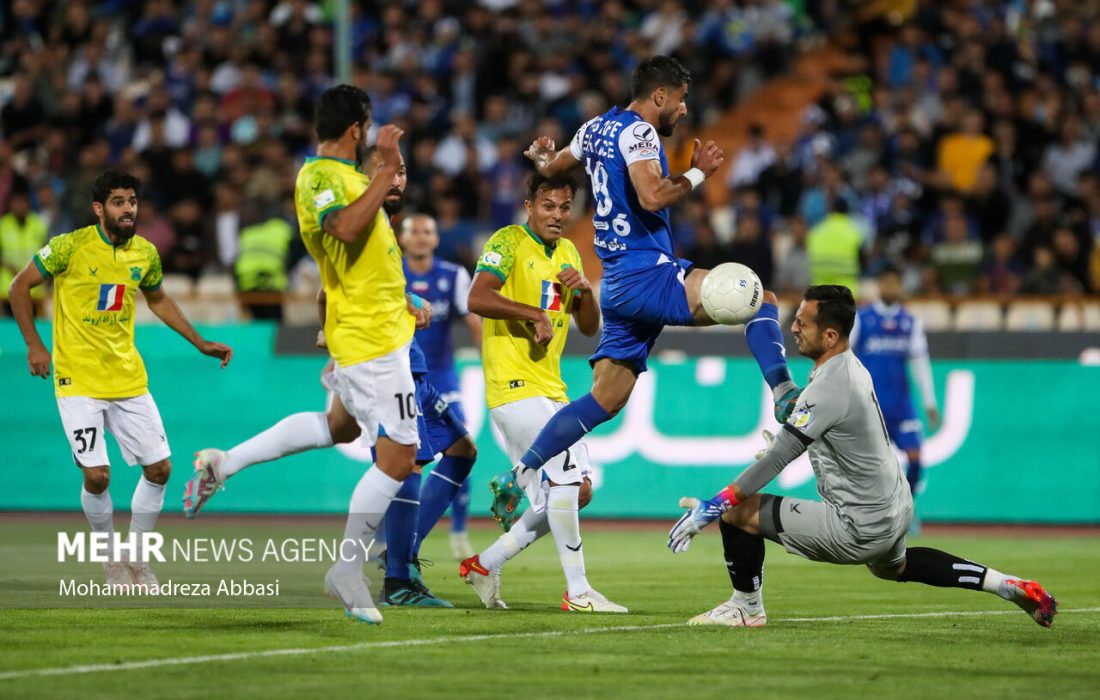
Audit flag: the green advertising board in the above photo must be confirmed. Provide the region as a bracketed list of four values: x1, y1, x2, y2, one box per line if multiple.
[3, 322, 1099, 522]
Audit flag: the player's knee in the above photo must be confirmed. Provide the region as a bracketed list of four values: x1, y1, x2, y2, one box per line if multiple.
[445, 435, 477, 460]
[83, 468, 110, 494]
[762, 290, 778, 306]
[868, 562, 904, 581]
[578, 478, 593, 509]
[142, 460, 171, 485]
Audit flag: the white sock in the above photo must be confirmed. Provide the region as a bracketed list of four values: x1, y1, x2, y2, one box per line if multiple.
[336, 467, 402, 575]
[129, 476, 166, 563]
[980, 567, 1013, 599]
[732, 587, 764, 611]
[223, 412, 333, 478]
[547, 484, 590, 598]
[81, 487, 115, 560]
[480, 507, 550, 571]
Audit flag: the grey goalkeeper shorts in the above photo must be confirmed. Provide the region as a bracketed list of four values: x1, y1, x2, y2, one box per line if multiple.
[758, 494, 911, 572]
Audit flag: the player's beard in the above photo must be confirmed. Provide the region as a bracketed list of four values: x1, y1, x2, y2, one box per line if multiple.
[382, 189, 405, 216]
[104, 213, 137, 244]
[657, 110, 679, 137]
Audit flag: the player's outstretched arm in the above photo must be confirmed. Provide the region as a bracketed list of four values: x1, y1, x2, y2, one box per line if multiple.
[524, 136, 580, 178]
[467, 271, 553, 346]
[9, 260, 51, 378]
[627, 138, 725, 212]
[143, 287, 233, 368]
[323, 125, 404, 244]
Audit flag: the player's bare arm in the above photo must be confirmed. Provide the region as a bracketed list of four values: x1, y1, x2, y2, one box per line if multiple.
[322, 124, 404, 244]
[468, 271, 553, 346]
[464, 312, 483, 347]
[558, 266, 600, 337]
[142, 287, 233, 368]
[627, 138, 725, 212]
[407, 292, 432, 330]
[524, 136, 580, 178]
[9, 260, 51, 378]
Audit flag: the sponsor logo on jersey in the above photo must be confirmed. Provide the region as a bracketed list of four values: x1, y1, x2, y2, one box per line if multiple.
[508, 379, 525, 389]
[313, 189, 336, 209]
[481, 251, 503, 266]
[96, 284, 126, 311]
[540, 280, 562, 311]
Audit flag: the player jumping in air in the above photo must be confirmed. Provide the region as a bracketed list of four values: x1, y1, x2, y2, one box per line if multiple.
[850, 265, 939, 534]
[504, 55, 799, 514]
[400, 213, 483, 560]
[459, 172, 620, 612]
[667, 285, 1057, 628]
[10, 170, 233, 589]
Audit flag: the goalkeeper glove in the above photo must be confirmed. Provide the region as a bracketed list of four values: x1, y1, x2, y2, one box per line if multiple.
[667, 487, 739, 554]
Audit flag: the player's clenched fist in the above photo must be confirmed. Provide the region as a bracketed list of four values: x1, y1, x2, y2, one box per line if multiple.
[375, 124, 404, 168]
[556, 265, 591, 293]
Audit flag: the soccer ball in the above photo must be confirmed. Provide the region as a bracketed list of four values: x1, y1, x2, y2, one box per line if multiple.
[700, 262, 763, 326]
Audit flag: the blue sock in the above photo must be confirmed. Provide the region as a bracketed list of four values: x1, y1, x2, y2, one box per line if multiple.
[450, 479, 470, 533]
[385, 472, 421, 580]
[906, 456, 922, 495]
[745, 303, 793, 390]
[519, 393, 611, 470]
[414, 456, 475, 557]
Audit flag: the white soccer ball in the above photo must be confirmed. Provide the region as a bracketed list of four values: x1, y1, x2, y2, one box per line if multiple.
[700, 262, 764, 326]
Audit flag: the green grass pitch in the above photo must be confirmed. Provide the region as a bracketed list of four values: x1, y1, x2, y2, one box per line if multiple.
[1, 517, 1098, 699]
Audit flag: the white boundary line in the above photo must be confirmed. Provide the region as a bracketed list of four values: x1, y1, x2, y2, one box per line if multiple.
[2, 607, 1098, 682]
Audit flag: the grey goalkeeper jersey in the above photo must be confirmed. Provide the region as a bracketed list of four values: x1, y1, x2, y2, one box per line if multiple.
[735, 350, 912, 539]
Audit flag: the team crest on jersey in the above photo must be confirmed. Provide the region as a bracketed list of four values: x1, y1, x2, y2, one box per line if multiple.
[130, 266, 142, 281]
[790, 406, 814, 430]
[96, 284, 126, 311]
[540, 280, 563, 311]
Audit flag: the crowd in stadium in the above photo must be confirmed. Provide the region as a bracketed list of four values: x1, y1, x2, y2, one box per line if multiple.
[1, 0, 1098, 311]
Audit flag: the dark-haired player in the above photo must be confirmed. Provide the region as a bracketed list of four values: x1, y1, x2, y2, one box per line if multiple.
[458, 172, 618, 612]
[668, 285, 1057, 629]
[508, 55, 799, 519]
[9, 170, 232, 590]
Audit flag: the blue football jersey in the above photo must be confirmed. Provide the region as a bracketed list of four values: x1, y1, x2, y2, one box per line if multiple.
[851, 302, 926, 415]
[409, 336, 428, 377]
[404, 259, 471, 393]
[569, 107, 678, 278]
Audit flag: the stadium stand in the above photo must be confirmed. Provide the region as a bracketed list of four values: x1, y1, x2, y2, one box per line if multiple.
[0, 0, 1095, 327]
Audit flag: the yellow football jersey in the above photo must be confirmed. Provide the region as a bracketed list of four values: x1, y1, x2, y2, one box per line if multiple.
[294, 155, 414, 366]
[476, 224, 584, 409]
[32, 225, 163, 398]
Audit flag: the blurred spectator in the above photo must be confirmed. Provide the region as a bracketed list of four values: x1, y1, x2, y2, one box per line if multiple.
[432, 111, 497, 177]
[936, 108, 993, 195]
[774, 217, 811, 295]
[929, 213, 982, 296]
[730, 210, 773, 287]
[1, 73, 45, 153]
[0, 181, 47, 312]
[1041, 117, 1097, 197]
[807, 199, 862, 295]
[1021, 247, 1070, 295]
[727, 123, 776, 190]
[978, 235, 1025, 295]
[967, 164, 1011, 245]
[235, 206, 294, 321]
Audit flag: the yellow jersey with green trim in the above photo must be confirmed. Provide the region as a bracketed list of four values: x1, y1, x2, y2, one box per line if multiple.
[32, 225, 163, 398]
[475, 224, 584, 409]
[294, 155, 414, 366]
